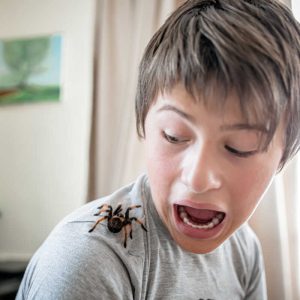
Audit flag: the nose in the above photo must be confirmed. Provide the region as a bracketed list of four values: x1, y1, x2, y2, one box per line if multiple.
[181, 144, 222, 194]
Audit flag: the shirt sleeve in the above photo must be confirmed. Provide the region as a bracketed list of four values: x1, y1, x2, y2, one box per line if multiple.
[16, 222, 135, 300]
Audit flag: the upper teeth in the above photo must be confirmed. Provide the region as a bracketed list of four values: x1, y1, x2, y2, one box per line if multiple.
[178, 206, 224, 230]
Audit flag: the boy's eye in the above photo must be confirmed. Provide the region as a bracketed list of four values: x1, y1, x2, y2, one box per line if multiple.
[163, 131, 188, 144]
[225, 145, 257, 158]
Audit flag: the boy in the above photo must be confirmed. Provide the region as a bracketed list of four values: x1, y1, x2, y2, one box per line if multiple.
[17, 0, 300, 299]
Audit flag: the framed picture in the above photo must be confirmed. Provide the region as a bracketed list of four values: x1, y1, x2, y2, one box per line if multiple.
[0, 34, 62, 105]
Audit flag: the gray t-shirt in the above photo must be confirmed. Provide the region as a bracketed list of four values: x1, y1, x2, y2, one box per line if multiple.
[17, 174, 267, 300]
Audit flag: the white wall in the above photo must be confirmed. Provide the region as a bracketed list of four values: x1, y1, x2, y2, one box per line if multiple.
[292, 0, 300, 21]
[0, 0, 96, 260]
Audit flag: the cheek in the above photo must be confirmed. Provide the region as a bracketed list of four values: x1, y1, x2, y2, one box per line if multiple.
[145, 131, 179, 177]
[145, 148, 179, 193]
[229, 164, 276, 216]
[144, 131, 182, 209]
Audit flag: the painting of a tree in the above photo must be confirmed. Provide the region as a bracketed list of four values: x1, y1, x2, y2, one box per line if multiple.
[0, 34, 62, 104]
[3, 37, 50, 89]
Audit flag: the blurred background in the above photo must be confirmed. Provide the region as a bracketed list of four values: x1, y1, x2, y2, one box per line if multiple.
[0, 0, 299, 299]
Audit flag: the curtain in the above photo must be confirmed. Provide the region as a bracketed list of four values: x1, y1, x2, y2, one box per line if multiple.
[88, 0, 299, 299]
[250, 157, 300, 300]
[88, 0, 180, 200]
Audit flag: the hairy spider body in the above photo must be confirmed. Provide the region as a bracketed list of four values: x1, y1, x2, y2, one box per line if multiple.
[89, 203, 147, 247]
[108, 217, 123, 233]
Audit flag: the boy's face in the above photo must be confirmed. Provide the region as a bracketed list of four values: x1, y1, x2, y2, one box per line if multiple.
[144, 84, 284, 253]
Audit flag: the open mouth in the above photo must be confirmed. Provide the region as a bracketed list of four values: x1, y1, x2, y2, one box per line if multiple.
[177, 205, 226, 230]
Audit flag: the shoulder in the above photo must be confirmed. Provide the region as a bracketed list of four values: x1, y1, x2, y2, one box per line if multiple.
[223, 223, 267, 298]
[224, 223, 263, 271]
[229, 223, 263, 257]
[17, 175, 149, 299]
[56, 173, 148, 247]
[62, 174, 146, 224]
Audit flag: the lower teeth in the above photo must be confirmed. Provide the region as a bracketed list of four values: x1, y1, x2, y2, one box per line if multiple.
[179, 207, 224, 230]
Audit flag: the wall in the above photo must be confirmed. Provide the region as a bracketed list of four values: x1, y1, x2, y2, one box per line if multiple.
[0, 0, 96, 260]
[292, 0, 300, 20]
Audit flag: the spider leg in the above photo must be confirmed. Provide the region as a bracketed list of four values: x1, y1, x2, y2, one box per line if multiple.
[125, 205, 142, 218]
[113, 204, 123, 216]
[97, 204, 111, 210]
[123, 226, 128, 248]
[130, 217, 147, 232]
[88, 216, 108, 232]
[129, 224, 133, 239]
[94, 204, 112, 216]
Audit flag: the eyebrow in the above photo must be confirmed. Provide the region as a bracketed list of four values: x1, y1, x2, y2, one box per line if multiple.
[157, 104, 268, 133]
[220, 123, 268, 133]
[157, 104, 196, 123]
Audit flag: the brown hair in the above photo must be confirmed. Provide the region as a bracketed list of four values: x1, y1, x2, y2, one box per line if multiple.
[135, 0, 300, 169]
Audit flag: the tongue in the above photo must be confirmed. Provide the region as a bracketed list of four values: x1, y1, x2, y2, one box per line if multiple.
[184, 207, 218, 221]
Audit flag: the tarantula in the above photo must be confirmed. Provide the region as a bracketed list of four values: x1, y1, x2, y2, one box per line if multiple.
[89, 203, 147, 248]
